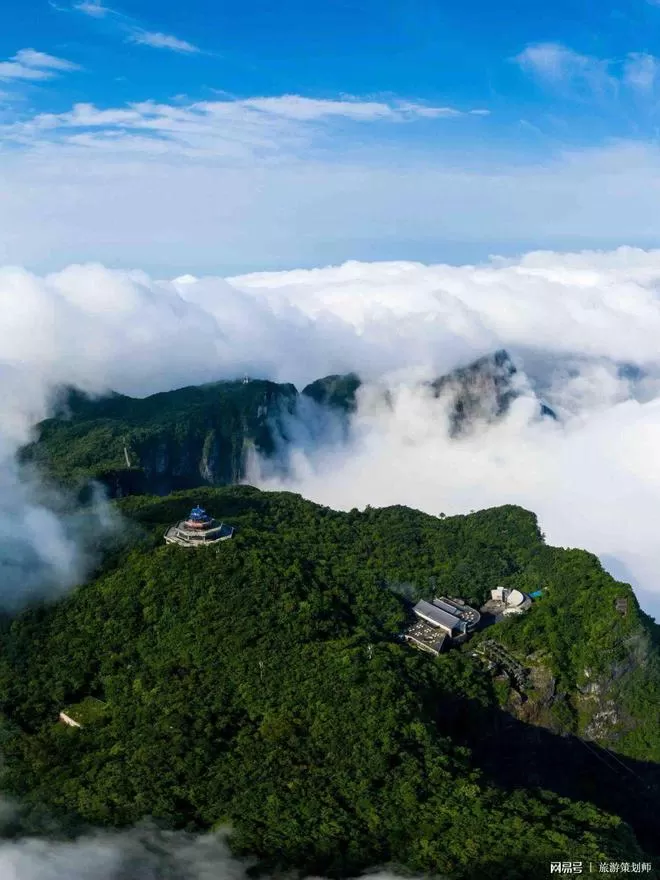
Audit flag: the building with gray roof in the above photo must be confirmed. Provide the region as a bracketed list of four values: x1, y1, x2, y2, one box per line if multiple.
[413, 599, 466, 637]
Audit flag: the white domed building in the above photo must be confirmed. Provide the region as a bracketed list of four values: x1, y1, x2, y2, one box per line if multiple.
[490, 587, 532, 615]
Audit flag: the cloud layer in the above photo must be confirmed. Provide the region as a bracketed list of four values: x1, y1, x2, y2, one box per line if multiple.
[4, 124, 660, 275]
[3, 250, 660, 613]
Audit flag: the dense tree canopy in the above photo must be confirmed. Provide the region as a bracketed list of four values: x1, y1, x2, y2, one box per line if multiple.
[20, 381, 299, 495]
[0, 487, 658, 878]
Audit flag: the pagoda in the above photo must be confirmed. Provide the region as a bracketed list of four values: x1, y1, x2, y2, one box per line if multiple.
[164, 505, 234, 547]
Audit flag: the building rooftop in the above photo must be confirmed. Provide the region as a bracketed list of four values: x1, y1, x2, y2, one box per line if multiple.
[433, 596, 480, 628]
[413, 600, 465, 636]
[403, 619, 447, 656]
[164, 514, 234, 547]
[485, 587, 532, 617]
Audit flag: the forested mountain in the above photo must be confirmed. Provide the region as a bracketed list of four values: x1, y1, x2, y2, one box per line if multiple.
[0, 488, 658, 878]
[300, 371, 361, 412]
[20, 350, 555, 499]
[20, 379, 299, 497]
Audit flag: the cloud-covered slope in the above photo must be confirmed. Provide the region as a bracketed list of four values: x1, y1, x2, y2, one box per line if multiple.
[4, 250, 660, 612]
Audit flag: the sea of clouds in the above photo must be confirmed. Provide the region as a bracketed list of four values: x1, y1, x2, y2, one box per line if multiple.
[2, 247, 660, 613]
[0, 823, 240, 880]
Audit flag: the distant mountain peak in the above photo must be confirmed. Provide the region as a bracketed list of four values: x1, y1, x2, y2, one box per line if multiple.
[429, 349, 550, 435]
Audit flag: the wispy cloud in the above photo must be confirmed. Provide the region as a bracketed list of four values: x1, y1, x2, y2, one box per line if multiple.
[69, 0, 200, 54]
[0, 48, 80, 81]
[0, 63, 47, 82]
[14, 49, 80, 71]
[623, 52, 659, 93]
[515, 42, 616, 95]
[1, 95, 486, 158]
[515, 41, 660, 98]
[129, 30, 200, 53]
[73, 0, 112, 16]
[240, 95, 473, 121]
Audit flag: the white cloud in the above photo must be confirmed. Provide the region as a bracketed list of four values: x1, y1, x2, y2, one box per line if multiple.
[0, 823, 244, 880]
[129, 30, 200, 53]
[0, 818, 419, 880]
[0, 48, 80, 81]
[0, 451, 119, 607]
[14, 49, 80, 71]
[229, 249, 660, 372]
[0, 64, 49, 82]
[516, 42, 591, 81]
[516, 41, 660, 100]
[515, 42, 616, 95]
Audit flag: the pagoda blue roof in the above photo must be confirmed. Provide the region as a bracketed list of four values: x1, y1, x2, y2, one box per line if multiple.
[165, 506, 235, 546]
[189, 505, 211, 519]
[183, 505, 214, 530]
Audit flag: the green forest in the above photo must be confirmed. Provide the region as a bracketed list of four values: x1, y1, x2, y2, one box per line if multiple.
[19, 380, 301, 495]
[0, 486, 658, 879]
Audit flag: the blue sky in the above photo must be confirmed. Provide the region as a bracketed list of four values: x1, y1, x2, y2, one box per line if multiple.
[3, 0, 660, 273]
[5, 0, 660, 134]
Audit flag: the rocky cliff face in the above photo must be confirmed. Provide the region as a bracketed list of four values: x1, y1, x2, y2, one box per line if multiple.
[122, 382, 299, 495]
[430, 349, 555, 435]
[484, 596, 658, 761]
[577, 631, 654, 744]
[23, 379, 299, 498]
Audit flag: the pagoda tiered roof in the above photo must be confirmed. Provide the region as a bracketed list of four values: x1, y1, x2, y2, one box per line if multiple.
[164, 506, 234, 547]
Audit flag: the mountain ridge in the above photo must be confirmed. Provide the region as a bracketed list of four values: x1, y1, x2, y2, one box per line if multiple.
[21, 350, 556, 498]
